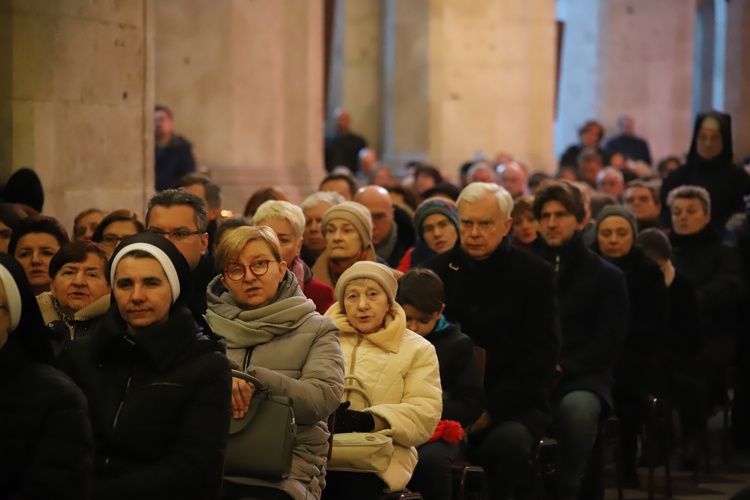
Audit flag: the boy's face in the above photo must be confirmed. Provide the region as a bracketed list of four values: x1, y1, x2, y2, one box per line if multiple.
[403, 303, 444, 337]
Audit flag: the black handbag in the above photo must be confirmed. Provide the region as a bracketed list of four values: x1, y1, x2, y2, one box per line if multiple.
[223, 370, 297, 480]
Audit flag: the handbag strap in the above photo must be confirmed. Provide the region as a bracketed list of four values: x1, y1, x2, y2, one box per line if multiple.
[342, 374, 372, 407]
[232, 369, 269, 395]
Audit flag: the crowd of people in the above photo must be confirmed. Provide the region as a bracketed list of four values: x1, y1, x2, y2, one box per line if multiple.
[1, 107, 750, 500]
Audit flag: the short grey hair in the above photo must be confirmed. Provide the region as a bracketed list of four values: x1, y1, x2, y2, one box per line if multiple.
[467, 161, 497, 182]
[301, 191, 345, 211]
[666, 185, 711, 215]
[596, 167, 624, 187]
[146, 188, 207, 232]
[457, 182, 514, 220]
[252, 200, 305, 240]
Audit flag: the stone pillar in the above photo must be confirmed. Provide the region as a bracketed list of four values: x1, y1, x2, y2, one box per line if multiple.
[155, 0, 325, 213]
[1, 1, 154, 230]
[724, 0, 750, 160]
[556, 0, 696, 165]
[426, 0, 557, 177]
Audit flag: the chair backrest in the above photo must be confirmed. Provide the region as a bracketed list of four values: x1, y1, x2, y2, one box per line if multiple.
[474, 346, 487, 381]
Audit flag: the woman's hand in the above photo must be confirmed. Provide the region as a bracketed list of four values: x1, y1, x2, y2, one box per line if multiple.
[231, 377, 254, 420]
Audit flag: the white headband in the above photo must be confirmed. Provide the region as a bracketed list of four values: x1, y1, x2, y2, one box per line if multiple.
[109, 243, 181, 304]
[0, 264, 22, 332]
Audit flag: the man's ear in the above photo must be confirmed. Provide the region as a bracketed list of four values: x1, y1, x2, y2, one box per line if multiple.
[200, 232, 209, 256]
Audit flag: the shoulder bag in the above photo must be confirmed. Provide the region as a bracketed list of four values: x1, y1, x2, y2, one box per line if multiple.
[224, 370, 297, 480]
[327, 375, 394, 473]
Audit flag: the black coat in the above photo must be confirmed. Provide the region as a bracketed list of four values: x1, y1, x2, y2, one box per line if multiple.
[61, 306, 232, 500]
[533, 234, 628, 410]
[424, 238, 559, 436]
[659, 111, 749, 232]
[155, 135, 196, 192]
[0, 339, 93, 499]
[592, 245, 667, 392]
[380, 205, 416, 268]
[426, 322, 484, 427]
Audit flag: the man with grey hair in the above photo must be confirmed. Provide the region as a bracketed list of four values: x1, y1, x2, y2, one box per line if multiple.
[424, 182, 559, 499]
[595, 167, 625, 200]
[146, 188, 216, 313]
[497, 161, 528, 199]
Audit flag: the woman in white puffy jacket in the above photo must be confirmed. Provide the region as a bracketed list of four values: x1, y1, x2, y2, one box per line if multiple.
[323, 261, 442, 500]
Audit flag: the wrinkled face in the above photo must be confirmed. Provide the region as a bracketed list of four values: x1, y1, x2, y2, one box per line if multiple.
[50, 253, 110, 315]
[320, 180, 353, 201]
[459, 196, 512, 260]
[100, 220, 141, 257]
[512, 210, 538, 245]
[14, 233, 60, 291]
[403, 303, 442, 337]
[113, 256, 172, 329]
[696, 127, 723, 160]
[303, 202, 332, 254]
[421, 213, 457, 254]
[0, 280, 9, 350]
[260, 217, 302, 268]
[538, 200, 582, 247]
[154, 109, 174, 138]
[147, 205, 207, 270]
[343, 279, 390, 335]
[74, 212, 104, 241]
[671, 198, 710, 235]
[325, 219, 363, 260]
[0, 221, 12, 254]
[596, 216, 634, 259]
[624, 186, 660, 221]
[221, 240, 287, 310]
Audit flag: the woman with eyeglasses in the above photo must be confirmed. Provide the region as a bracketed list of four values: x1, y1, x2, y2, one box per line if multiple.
[90, 209, 145, 258]
[36, 241, 111, 357]
[206, 225, 344, 500]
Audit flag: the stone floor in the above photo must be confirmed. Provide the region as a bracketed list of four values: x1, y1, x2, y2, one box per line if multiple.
[603, 413, 750, 499]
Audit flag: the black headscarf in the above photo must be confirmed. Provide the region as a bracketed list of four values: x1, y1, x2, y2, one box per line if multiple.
[108, 232, 211, 333]
[686, 110, 734, 166]
[0, 253, 54, 364]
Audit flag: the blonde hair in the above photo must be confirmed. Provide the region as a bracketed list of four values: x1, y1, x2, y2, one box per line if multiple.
[253, 200, 305, 240]
[215, 226, 282, 271]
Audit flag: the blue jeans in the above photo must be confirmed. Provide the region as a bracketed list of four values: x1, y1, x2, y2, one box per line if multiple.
[550, 390, 602, 496]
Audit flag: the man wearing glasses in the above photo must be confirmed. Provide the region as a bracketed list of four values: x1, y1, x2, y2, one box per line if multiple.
[146, 189, 217, 313]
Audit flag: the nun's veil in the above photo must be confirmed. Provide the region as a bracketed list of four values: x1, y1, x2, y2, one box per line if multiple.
[0, 253, 54, 364]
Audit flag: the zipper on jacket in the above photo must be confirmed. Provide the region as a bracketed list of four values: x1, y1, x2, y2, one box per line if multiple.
[344, 336, 364, 402]
[105, 375, 132, 466]
[555, 254, 560, 273]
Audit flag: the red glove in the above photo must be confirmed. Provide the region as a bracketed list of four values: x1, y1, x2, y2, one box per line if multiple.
[427, 420, 464, 444]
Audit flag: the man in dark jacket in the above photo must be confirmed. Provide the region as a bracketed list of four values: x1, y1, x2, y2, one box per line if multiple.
[154, 105, 196, 192]
[424, 182, 559, 499]
[531, 180, 628, 499]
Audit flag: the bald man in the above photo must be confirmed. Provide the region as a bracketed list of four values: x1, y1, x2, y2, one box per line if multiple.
[498, 162, 528, 199]
[354, 186, 415, 268]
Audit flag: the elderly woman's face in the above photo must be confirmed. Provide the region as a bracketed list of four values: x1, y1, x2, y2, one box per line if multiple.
[261, 218, 302, 268]
[325, 219, 363, 260]
[343, 279, 390, 335]
[222, 240, 287, 310]
[422, 214, 457, 254]
[113, 256, 172, 328]
[0, 280, 9, 350]
[596, 216, 633, 259]
[14, 233, 60, 292]
[50, 252, 110, 316]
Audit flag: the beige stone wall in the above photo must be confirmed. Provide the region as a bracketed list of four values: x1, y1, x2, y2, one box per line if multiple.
[427, 0, 557, 177]
[596, 0, 695, 163]
[155, 0, 325, 213]
[724, 0, 750, 161]
[1, 0, 154, 231]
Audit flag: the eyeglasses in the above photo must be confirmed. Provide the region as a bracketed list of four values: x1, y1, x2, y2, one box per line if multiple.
[224, 260, 278, 281]
[101, 234, 124, 246]
[147, 228, 204, 242]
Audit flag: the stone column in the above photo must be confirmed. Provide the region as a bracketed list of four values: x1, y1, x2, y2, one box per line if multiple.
[155, 0, 325, 213]
[1, 1, 155, 230]
[724, 0, 750, 160]
[556, 0, 696, 165]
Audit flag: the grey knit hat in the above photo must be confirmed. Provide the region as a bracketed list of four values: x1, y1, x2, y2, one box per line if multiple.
[594, 205, 638, 238]
[335, 261, 398, 306]
[322, 201, 373, 248]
